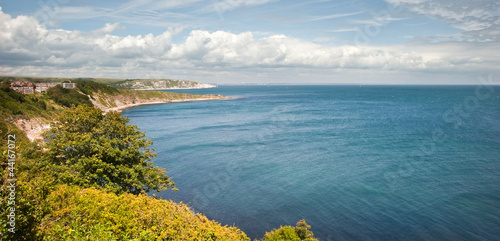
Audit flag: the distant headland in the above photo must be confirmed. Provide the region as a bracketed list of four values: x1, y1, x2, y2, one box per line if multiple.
[0, 76, 227, 141]
[0, 76, 216, 90]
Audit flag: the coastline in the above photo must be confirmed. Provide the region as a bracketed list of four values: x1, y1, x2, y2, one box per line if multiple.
[101, 96, 230, 112]
[120, 83, 217, 90]
[15, 94, 229, 142]
[133, 86, 217, 91]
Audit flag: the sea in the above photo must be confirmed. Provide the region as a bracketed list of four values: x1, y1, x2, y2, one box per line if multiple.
[122, 85, 500, 241]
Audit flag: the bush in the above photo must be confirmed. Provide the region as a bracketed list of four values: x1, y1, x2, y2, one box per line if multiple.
[39, 185, 250, 240]
[261, 220, 318, 241]
[0, 137, 56, 241]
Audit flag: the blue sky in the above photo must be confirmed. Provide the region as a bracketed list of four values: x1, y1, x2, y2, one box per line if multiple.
[0, 0, 499, 84]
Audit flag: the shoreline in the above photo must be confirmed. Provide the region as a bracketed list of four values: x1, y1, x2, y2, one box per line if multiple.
[133, 86, 217, 91]
[102, 97, 230, 112]
[16, 95, 231, 142]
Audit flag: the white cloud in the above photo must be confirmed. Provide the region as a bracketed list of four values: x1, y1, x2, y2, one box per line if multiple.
[95, 23, 123, 34]
[385, 0, 500, 37]
[0, 7, 498, 84]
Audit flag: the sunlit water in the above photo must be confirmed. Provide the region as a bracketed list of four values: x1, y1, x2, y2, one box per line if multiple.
[123, 85, 500, 240]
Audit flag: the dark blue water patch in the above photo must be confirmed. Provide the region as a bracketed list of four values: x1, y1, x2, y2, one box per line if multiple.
[123, 85, 500, 240]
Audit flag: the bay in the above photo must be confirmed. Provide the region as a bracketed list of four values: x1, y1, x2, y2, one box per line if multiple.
[123, 85, 500, 240]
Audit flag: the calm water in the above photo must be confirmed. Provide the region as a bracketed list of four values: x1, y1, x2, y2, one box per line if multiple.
[123, 85, 500, 240]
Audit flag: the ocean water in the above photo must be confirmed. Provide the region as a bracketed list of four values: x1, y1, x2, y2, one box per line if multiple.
[122, 85, 500, 240]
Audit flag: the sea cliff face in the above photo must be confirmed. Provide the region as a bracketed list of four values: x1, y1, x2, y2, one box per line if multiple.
[9, 88, 227, 141]
[90, 89, 228, 112]
[115, 79, 217, 90]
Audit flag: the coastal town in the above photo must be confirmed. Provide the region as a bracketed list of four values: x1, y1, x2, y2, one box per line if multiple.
[9, 80, 76, 94]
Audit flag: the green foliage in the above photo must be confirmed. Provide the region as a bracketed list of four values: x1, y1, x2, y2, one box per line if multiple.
[1, 133, 56, 240]
[0, 81, 25, 103]
[43, 105, 175, 195]
[261, 220, 318, 241]
[46, 85, 93, 107]
[0, 79, 317, 241]
[76, 80, 119, 95]
[0, 80, 25, 115]
[39, 185, 250, 240]
[0, 81, 59, 119]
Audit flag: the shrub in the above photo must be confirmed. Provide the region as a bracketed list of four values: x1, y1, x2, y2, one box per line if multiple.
[0, 137, 56, 241]
[39, 185, 250, 240]
[261, 220, 318, 241]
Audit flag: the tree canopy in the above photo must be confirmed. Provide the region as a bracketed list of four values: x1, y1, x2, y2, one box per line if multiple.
[43, 105, 176, 194]
[46, 85, 93, 107]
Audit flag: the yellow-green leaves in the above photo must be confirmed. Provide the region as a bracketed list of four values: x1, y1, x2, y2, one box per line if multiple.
[40, 185, 250, 241]
[261, 220, 319, 241]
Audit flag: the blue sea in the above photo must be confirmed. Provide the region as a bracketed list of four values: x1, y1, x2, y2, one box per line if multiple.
[122, 85, 500, 240]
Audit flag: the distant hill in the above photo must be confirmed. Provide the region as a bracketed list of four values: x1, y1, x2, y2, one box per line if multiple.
[111, 79, 217, 90]
[0, 76, 216, 90]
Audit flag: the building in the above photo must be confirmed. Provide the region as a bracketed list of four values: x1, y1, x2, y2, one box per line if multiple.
[10, 80, 34, 94]
[34, 82, 60, 93]
[11, 86, 35, 94]
[11, 80, 33, 87]
[62, 82, 76, 89]
[10, 80, 76, 94]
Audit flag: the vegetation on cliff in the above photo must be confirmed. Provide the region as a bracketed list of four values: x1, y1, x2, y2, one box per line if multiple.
[46, 85, 94, 108]
[0, 104, 249, 240]
[0, 80, 62, 119]
[0, 79, 318, 241]
[43, 105, 176, 195]
[40, 185, 250, 240]
[91, 87, 226, 112]
[261, 220, 319, 241]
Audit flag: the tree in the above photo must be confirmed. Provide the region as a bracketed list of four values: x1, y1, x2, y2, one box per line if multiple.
[43, 105, 176, 194]
[46, 85, 93, 107]
[261, 220, 318, 241]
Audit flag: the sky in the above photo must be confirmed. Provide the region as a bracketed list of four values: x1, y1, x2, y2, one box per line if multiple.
[0, 0, 499, 85]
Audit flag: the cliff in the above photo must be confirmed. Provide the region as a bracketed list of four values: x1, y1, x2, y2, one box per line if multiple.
[91, 88, 227, 112]
[111, 79, 217, 90]
[1, 80, 227, 141]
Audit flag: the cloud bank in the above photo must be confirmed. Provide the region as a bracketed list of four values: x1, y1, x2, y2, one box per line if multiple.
[0, 6, 498, 83]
